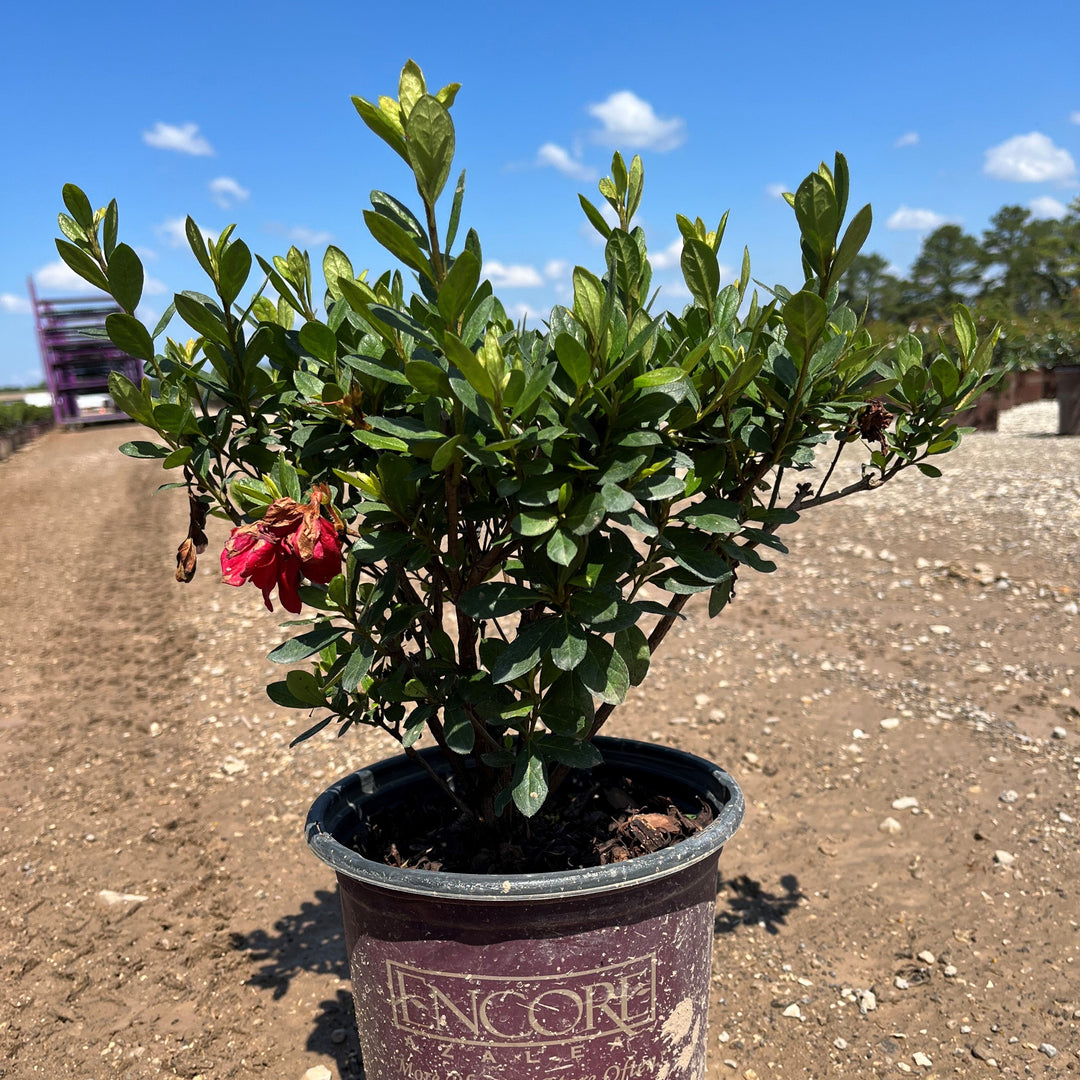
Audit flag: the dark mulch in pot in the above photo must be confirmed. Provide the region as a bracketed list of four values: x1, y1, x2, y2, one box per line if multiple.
[349, 769, 715, 875]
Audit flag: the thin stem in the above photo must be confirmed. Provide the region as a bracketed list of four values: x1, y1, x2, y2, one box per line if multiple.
[816, 440, 846, 499]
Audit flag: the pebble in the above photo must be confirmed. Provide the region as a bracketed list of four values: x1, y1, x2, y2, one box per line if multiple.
[880, 717, 901, 730]
[895, 976, 910, 989]
[917, 950, 936, 964]
[929, 624, 951, 635]
[994, 849, 1016, 867]
[943, 964, 958, 977]
[833, 1037, 848, 1050]
[221, 755, 248, 776]
[999, 789, 1019, 804]
[879, 817, 902, 835]
[1064, 601, 1078, 616]
[330, 1028, 347, 1044]
[782, 1003, 803, 1019]
[892, 796, 919, 810]
[1040, 1043, 1058, 1058]
[971, 1044, 997, 1065]
[856, 989, 877, 1013]
[1052, 726, 1067, 739]
[149, 722, 162, 737]
[912, 1052, 933, 1068]
[1060, 811, 1075, 824]
[303, 1068, 333, 1080]
[97, 889, 149, 906]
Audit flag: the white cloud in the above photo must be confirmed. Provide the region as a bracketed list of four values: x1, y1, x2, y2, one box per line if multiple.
[1030, 195, 1069, 219]
[284, 225, 332, 247]
[765, 182, 789, 200]
[0, 293, 31, 314]
[34, 260, 107, 294]
[886, 206, 947, 231]
[506, 302, 546, 326]
[485, 261, 544, 288]
[158, 217, 216, 248]
[142, 121, 214, 156]
[895, 131, 920, 148]
[1071, 111, 1080, 125]
[983, 132, 1075, 183]
[649, 237, 683, 269]
[536, 143, 596, 181]
[543, 259, 569, 280]
[587, 91, 686, 152]
[142, 275, 169, 296]
[209, 176, 250, 209]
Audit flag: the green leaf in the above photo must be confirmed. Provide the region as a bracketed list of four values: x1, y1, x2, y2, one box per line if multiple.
[490, 618, 560, 684]
[298, 321, 337, 363]
[537, 735, 603, 769]
[105, 313, 155, 363]
[119, 440, 169, 459]
[511, 751, 547, 818]
[185, 216, 215, 278]
[572, 266, 605, 344]
[458, 583, 545, 618]
[917, 462, 942, 478]
[681, 237, 721, 309]
[54, 238, 109, 293]
[352, 95, 409, 164]
[443, 333, 497, 402]
[405, 359, 453, 397]
[405, 94, 455, 207]
[438, 249, 480, 325]
[363, 210, 435, 282]
[445, 169, 466, 252]
[107, 372, 154, 425]
[62, 183, 94, 231]
[512, 509, 558, 537]
[266, 681, 310, 709]
[285, 669, 327, 707]
[546, 529, 581, 567]
[677, 499, 740, 534]
[614, 625, 650, 686]
[579, 635, 630, 706]
[267, 624, 348, 665]
[174, 291, 231, 346]
[218, 239, 252, 307]
[555, 332, 590, 389]
[341, 639, 374, 692]
[793, 172, 838, 276]
[579, 194, 613, 240]
[829, 204, 872, 287]
[551, 622, 587, 672]
[398, 59, 426, 116]
[953, 305, 976, 359]
[431, 433, 465, 471]
[323, 247, 354, 301]
[288, 715, 335, 747]
[783, 290, 828, 363]
[106, 243, 143, 313]
[443, 706, 475, 753]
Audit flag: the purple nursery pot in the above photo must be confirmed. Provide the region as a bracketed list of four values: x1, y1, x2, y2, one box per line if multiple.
[306, 737, 744, 1080]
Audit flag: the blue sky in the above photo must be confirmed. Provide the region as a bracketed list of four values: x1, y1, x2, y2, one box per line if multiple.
[3, 0, 1079, 387]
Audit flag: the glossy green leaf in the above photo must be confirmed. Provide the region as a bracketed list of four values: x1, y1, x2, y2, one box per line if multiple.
[105, 243, 143, 313]
[511, 751, 547, 818]
[107, 371, 154, 425]
[555, 332, 590, 388]
[405, 94, 455, 207]
[572, 266, 605, 344]
[105, 313, 154, 363]
[783, 290, 828, 363]
[614, 624, 650, 686]
[270, 625, 346, 666]
[437, 249, 480, 325]
[218, 240, 252, 307]
[62, 183, 94, 230]
[363, 210, 435, 282]
[54, 238, 109, 293]
[443, 333, 496, 402]
[285, 669, 327, 707]
[298, 321, 337, 363]
[681, 237, 720, 309]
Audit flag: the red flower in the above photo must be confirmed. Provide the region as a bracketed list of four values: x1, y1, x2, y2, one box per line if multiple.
[221, 489, 343, 613]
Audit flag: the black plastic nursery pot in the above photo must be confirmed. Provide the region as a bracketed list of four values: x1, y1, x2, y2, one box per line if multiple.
[1057, 364, 1080, 436]
[306, 736, 745, 1080]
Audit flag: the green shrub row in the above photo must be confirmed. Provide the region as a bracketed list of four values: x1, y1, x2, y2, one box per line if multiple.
[0, 402, 53, 435]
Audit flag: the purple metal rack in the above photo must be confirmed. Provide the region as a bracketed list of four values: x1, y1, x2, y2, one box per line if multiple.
[28, 277, 143, 425]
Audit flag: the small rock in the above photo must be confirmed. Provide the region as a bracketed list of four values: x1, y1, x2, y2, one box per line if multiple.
[880, 717, 901, 730]
[971, 1044, 997, 1066]
[303, 1068, 333, 1080]
[1063, 601, 1078, 616]
[1059, 811, 1075, 824]
[743, 751, 760, 765]
[917, 950, 936, 965]
[912, 1052, 933, 1068]
[892, 796, 919, 810]
[895, 976, 910, 989]
[994, 849, 1015, 867]
[943, 964, 958, 977]
[1040, 1043, 1058, 1058]
[833, 1037, 848, 1050]
[221, 756, 247, 776]
[694, 693, 712, 707]
[98, 889, 148, 906]
[879, 817, 902, 835]
[781, 1003, 803, 1019]
[999, 789, 1019, 804]
[1051, 726, 1067, 739]
[149, 722, 162, 737]
[929, 624, 951, 635]
[856, 989, 877, 1013]
[330, 1027, 347, 1044]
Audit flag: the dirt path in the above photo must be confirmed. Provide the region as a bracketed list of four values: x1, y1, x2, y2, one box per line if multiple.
[1, 414, 1078, 1079]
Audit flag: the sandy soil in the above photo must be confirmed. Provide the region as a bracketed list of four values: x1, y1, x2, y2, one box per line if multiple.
[1, 410, 1078, 1079]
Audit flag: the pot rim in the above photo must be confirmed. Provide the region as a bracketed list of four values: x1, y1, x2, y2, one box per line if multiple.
[305, 736, 744, 902]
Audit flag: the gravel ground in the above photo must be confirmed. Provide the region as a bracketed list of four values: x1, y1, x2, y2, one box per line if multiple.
[1, 402, 1078, 1079]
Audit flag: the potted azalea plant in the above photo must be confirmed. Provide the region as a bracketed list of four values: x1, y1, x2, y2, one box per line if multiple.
[55, 61, 1000, 1080]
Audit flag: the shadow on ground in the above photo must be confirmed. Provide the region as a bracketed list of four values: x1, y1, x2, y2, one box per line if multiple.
[232, 888, 365, 1076]
[715, 873, 804, 935]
